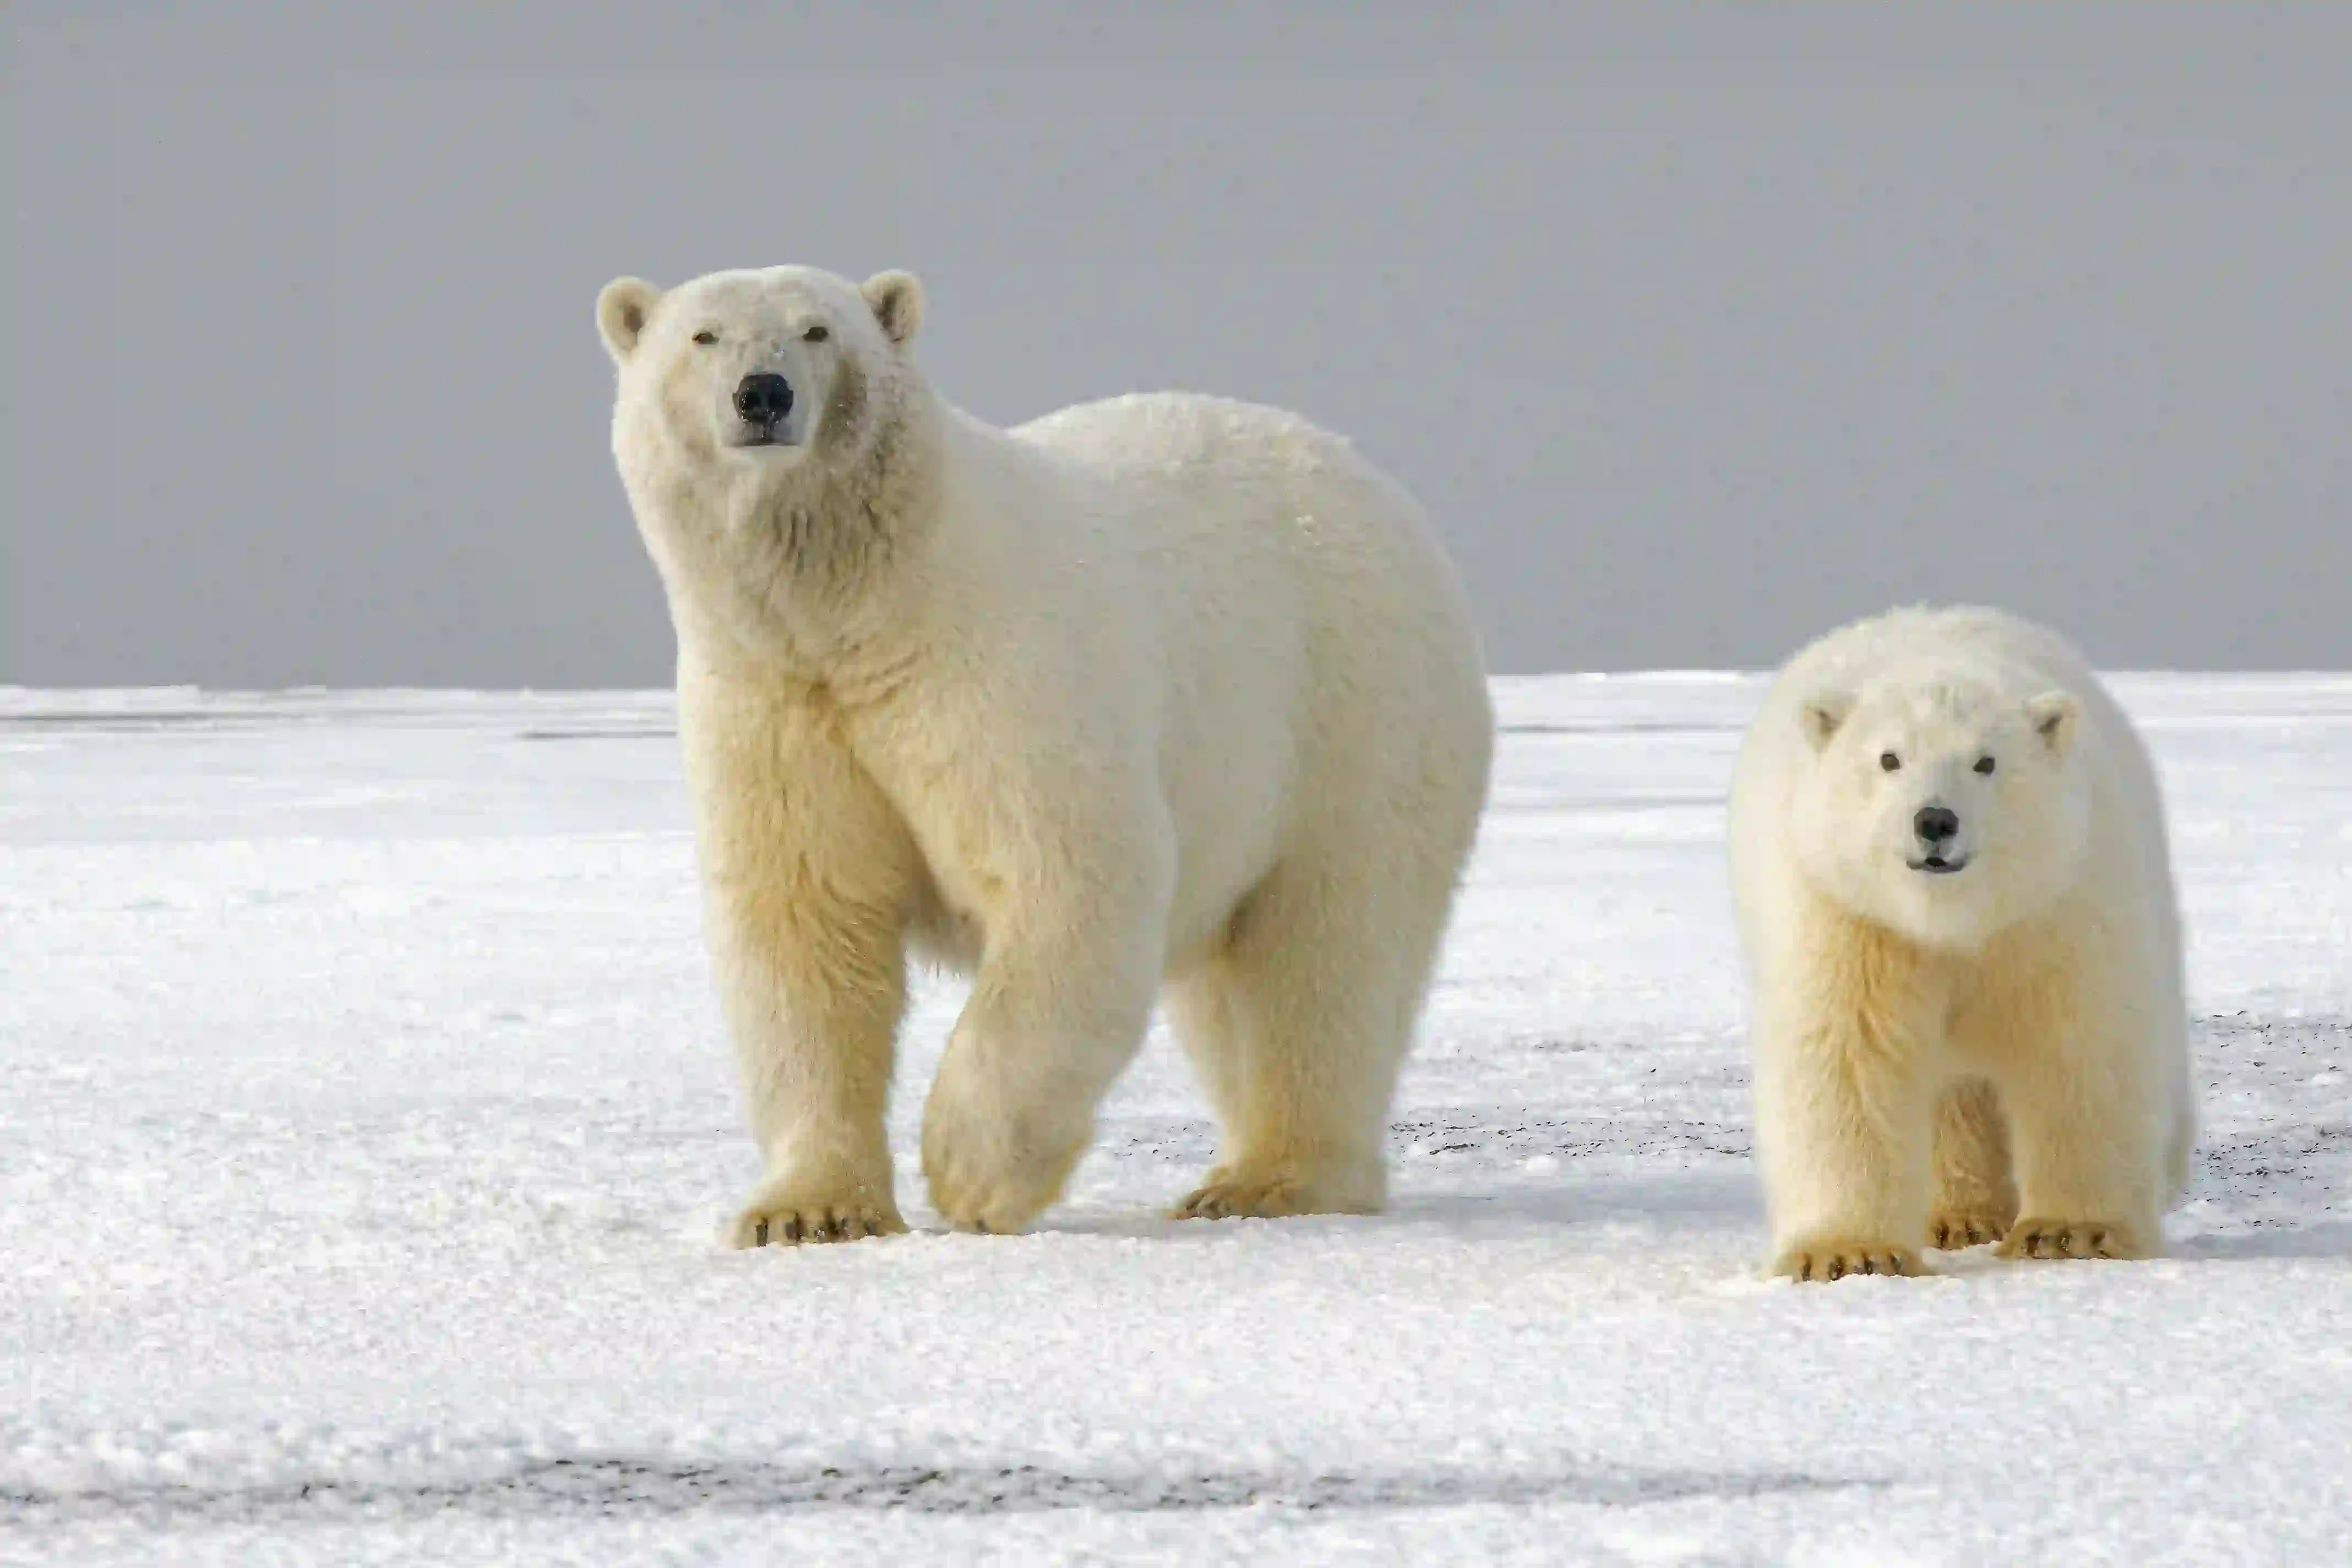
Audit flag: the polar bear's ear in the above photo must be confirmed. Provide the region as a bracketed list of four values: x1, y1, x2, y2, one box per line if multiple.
[861, 270, 924, 347]
[2026, 692, 2080, 758]
[597, 278, 663, 363]
[1799, 693, 1852, 753]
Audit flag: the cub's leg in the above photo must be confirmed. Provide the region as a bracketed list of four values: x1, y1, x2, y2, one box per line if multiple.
[1959, 931, 2170, 1261]
[1754, 910, 1950, 1281]
[1927, 1078, 2018, 1249]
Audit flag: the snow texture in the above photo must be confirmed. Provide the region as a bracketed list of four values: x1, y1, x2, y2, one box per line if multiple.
[2, 677, 2346, 1565]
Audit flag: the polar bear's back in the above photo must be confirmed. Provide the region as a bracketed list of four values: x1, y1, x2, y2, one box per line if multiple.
[1011, 391, 1450, 570]
[1011, 390, 1489, 727]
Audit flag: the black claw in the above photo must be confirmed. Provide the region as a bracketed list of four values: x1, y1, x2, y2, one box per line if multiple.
[754, 1218, 770, 1247]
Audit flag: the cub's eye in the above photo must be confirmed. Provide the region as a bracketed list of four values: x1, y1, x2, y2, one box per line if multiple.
[1974, 755, 1996, 775]
[802, 324, 830, 344]
[692, 330, 719, 345]
[1880, 752, 1901, 772]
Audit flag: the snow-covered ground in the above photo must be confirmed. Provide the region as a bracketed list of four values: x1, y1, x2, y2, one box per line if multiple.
[2, 677, 2346, 1566]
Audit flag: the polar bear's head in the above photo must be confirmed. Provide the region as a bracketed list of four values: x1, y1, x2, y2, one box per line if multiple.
[1788, 672, 2091, 950]
[595, 264, 925, 483]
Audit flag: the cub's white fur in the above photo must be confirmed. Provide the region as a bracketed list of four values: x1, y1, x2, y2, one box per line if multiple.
[1728, 605, 2193, 1280]
[596, 264, 1492, 1243]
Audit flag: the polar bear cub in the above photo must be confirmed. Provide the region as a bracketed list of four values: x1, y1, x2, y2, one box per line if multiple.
[1728, 605, 2194, 1280]
[595, 264, 1493, 1243]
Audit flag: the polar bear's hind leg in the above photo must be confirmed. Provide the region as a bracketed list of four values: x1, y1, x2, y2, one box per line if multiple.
[1170, 842, 1459, 1222]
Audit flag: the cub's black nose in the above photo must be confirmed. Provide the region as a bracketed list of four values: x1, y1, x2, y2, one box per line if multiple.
[734, 373, 794, 426]
[1914, 805, 1960, 844]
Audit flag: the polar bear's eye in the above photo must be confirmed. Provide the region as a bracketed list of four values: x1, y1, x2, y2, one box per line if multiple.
[802, 324, 830, 344]
[692, 330, 719, 346]
[1974, 755, 1996, 775]
[1879, 752, 1901, 772]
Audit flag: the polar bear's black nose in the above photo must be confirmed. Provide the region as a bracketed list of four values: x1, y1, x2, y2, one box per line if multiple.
[1914, 805, 1960, 844]
[734, 373, 794, 427]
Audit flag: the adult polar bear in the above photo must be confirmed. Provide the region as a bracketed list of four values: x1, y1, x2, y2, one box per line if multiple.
[596, 264, 1492, 1244]
[1729, 606, 2193, 1280]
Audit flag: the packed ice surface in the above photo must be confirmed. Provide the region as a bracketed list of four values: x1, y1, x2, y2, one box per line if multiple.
[2, 677, 2346, 1565]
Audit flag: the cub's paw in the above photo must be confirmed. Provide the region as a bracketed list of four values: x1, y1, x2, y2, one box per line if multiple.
[1997, 1217, 2148, 1261]
[729, 1177, 905, 1249]
[1772, 1238, 1923, 1283]
[1171, 1161, 1382, 1222]
[1928, 1210, 2012, 1250]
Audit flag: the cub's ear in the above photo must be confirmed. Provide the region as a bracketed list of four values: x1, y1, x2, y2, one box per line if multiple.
[2026, 692, 2080, 758]
[861, 270, 925, 347]
[1799, 692, 1853, 753]
[597, 277, 663, 363]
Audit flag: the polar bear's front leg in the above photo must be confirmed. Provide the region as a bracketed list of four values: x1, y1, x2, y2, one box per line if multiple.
[1755, 1025, 1936, 1280]
[682, 673, 923, 1248]
[712, 900, 911, 1248]
[1954, 940, 2169, 1262]
[919, 909, 1166, 1235]
[1748, 902, 1956, 1280]
[1989, 1031, 2167, 1262]
[1928, 1078, 2019, 1248]
[1750, 921, 1952, 1284]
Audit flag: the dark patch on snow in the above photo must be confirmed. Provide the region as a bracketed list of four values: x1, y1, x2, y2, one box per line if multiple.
[1, 1456, 1880, 1527]
[1389, 1110, 1755, 1164]
[2191, 1015, 2350, 1214]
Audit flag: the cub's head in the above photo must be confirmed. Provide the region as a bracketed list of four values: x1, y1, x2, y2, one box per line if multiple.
[1788, 674, 2090, 950]
[595, 265, 924, 480]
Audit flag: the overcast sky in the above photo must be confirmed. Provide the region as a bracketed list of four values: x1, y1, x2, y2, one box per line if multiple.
[6, 2, 2348, 685]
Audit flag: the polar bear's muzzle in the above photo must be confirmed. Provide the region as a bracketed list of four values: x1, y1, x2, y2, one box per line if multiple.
[728, 372, 799, 449]
[1907, 803, 1971, 874]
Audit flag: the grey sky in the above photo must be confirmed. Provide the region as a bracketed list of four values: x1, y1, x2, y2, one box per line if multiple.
[7, 3, 2348, 685]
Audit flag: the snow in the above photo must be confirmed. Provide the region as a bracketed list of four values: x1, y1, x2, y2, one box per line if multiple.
[2, 676, 2346, 1565]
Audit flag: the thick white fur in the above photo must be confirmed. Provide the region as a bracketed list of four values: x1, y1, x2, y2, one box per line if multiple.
[597, 265, 1493, 1243]
[1729, 605, 2194, 1280]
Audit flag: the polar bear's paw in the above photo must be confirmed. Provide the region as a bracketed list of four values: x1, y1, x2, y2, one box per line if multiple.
[1997, 1216, 2149, 1261]
[1172, 1173, 1309, 1221]
[1171, 1160, 1382, 1222]
[1928, 1209, 2012, 1250]
[729, 1178, 905, 1249]
[919, 1100, 1088, 1237]
[1772, 1237, 1924, 1282]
